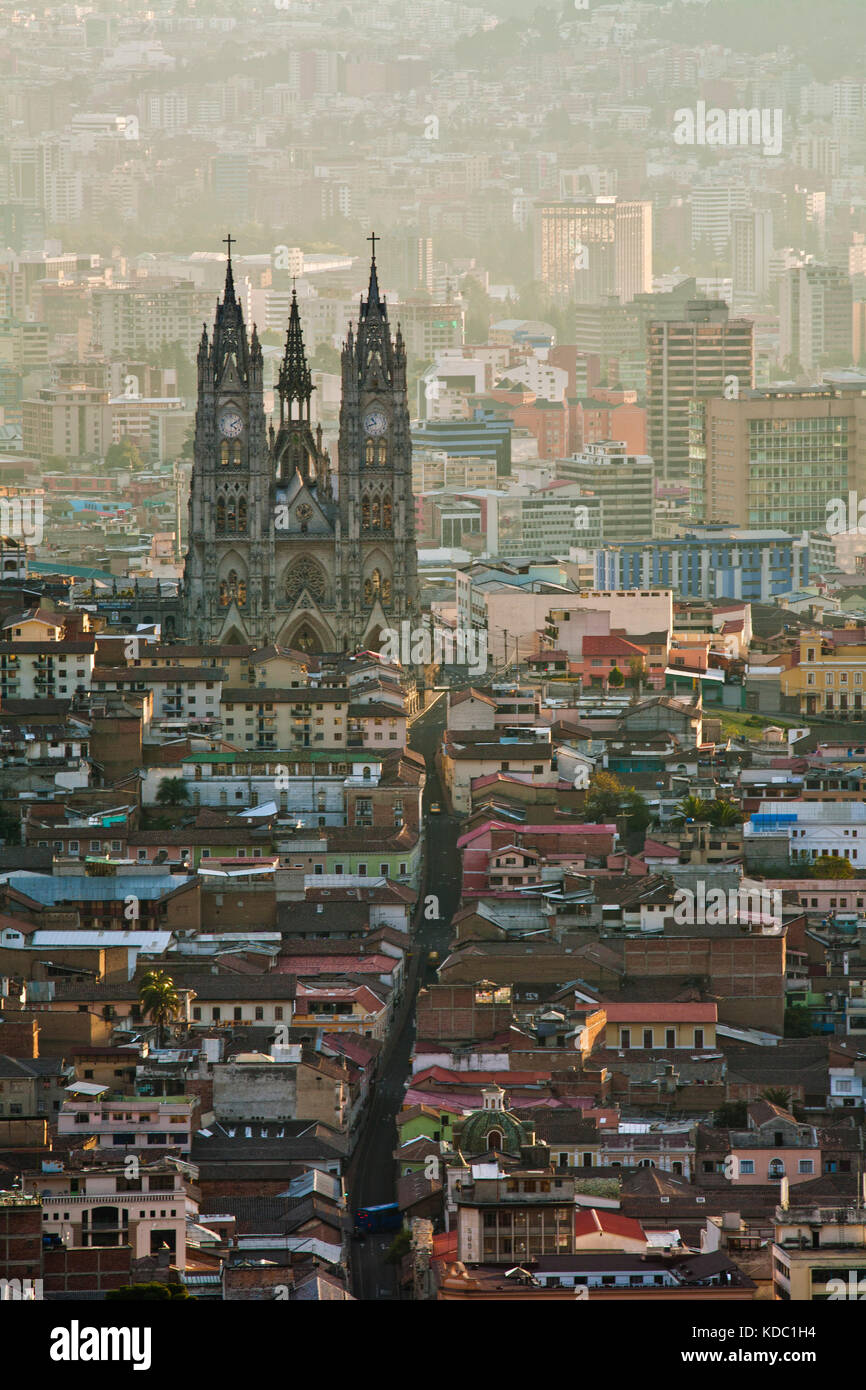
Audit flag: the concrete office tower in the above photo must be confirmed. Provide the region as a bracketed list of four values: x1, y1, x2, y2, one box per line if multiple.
[700, 382, 866, 530]
[780, 263, 853, 375]
[690, 185, 750, 253]
[732, 210, 774, 307]
[561, 440, 655, 542]
[647, 302, 754, 497]
[533, 196, 652, 301]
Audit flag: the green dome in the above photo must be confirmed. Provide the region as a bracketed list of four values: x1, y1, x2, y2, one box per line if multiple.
[459, 1104, 525, 1157]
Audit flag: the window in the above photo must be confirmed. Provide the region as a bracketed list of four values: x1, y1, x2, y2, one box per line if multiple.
[739, 1159, 755, 1174]
[666, 1028, 676, 1048]
[620, 1029, 631, 1048]
[694, 1028, 704, 1048]
[798, 1160, 814, 1174]
[642, 1029, 652, 1049]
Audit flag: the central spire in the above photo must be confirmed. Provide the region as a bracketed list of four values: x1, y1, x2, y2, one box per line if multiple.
[278, 286, 313, 418]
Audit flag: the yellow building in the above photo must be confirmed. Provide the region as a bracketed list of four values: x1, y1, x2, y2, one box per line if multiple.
[781, 631, 866, 717]
[772, 1202, 866, 1300]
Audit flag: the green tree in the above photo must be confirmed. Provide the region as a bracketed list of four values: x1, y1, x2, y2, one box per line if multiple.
[624, 790, 651, 835]
[674, 795, 712, 823]
[714, 1101, 748, 1128]
[760, 1087, 792, 1110]
[155, 777, 190, 807]
[784, 1006, 814, 1038]
[627, 657, 644, 690]
[584, 771, 626, 820]
[708, 799, 742, 827]
[138, 970, 182, 1049]
[0, 807, 21, 844]
[608, 666, 624, 688]
[105, 436, 145, 471]
[106, 1282, 191, 1300]
[311, 343, 340, 373]
[810, 855, 854, 879]
[384, 1228, 411, 1264]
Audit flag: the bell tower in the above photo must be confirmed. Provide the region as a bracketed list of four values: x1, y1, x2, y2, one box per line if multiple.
[336, 235, 419, 650]
[183, 236, 271, 644]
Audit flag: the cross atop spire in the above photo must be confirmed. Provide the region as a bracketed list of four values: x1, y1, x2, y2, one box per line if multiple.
[364, 231, 382, 314]
[222, 232, 236, 304]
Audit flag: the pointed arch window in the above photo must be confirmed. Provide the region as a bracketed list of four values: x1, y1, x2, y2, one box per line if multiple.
[216, 497, 226, 533]
[371, 497, 380, 529]
[238, 496, 247, 531]
[383, 493, 392, 529]
[231, 442, 242, 467]
[365, 439, 374, 468]
[220, 569, 247, 609]
[364, 569, 381, 605]
[361, 495, 370, 530]
[220, 442, 229, 467]
[226, 498, 236, 533]
[377, 441, 387, 467]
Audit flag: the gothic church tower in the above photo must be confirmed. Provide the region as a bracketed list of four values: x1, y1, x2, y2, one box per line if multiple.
[182, 238, 418, 653]
[335, 238, 419, 650]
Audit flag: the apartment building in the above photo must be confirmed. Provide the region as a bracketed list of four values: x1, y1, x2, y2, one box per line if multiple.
[782, 632, 866, 717]
[701, 383, 866, 530]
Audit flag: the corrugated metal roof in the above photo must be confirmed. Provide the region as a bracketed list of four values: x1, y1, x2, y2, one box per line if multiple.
[3, 872, 189, 902]
[30, 930, 173, 950]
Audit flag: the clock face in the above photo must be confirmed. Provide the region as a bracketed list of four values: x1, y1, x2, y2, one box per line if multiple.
[364, 410, 388, 437]
[219, 409, 244, 439]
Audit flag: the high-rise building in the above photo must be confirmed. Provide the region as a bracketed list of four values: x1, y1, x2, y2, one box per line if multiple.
[559, 440, 655, 542]
[647, 302, 755, 494]
[690, 185, 750, 253]
[699, 382, 866, 530]
[780, 263, 853, 373]
[732, 210, 774, 306]
[182, 242, 418, 650]
[533, 197, 652, 301]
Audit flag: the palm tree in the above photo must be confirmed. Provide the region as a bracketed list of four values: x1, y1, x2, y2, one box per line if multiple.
[708, 799, 742, 827]
[155, 777, 190, 807]
[138, 971, 181, 1049]
[674, 795, 711, 823]
[760, 1087, 792, 1111]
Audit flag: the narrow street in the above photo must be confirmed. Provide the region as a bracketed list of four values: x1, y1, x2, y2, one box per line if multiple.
[347, 693, 461, 1299]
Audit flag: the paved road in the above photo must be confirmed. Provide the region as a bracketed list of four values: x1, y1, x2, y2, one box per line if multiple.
[347, 693, 461, 1300]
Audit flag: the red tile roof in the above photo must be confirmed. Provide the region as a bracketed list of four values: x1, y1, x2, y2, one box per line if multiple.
[582, 636, 648, 657]
[574, 1209, 646, 1242]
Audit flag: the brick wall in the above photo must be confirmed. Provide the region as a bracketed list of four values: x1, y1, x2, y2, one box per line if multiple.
[416, 984, 513, 1040]
[42, 1243, 132, 1296]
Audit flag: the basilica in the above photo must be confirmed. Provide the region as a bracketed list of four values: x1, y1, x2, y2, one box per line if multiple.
[181, 238, 419, 652]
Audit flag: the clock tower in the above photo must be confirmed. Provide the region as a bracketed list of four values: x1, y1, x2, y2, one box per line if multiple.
[183, 238, 273, 646]
[335, 237, 419, 650]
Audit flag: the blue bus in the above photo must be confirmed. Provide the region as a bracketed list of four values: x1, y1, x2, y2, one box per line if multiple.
[354, 1202, 402, 1237]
